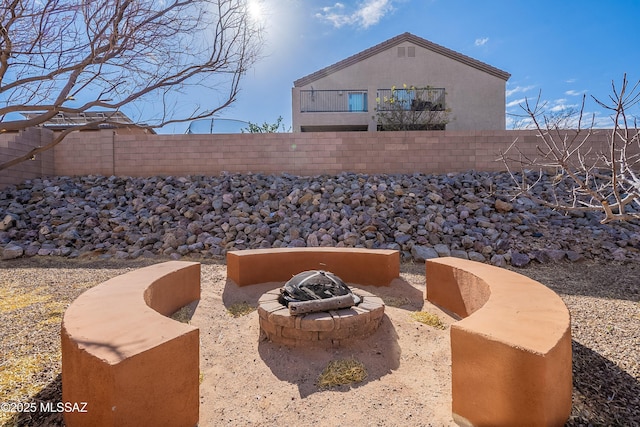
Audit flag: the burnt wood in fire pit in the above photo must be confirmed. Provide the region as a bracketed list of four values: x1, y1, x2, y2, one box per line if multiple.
[279, 270, 362, 315]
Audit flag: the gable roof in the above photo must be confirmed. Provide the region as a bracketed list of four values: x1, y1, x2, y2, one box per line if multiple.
[294, 32, 511, 87]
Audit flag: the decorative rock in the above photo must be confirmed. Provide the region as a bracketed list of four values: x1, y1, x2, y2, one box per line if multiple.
[468, 251, 486, 262]
[0, 171, 637, 265]
[510, 252, 531, 268]
[494, 199, 514, 213]
[0, 214, 16, 231]
[397, 222, 412, 233]
[433, 244, 451, 257]
[545, 250, 566, 262]
[411, 245, 439, 262]
[450, 249, 469, 260]
[490, 254, 507, 267]
[2, 243, 24, 260]
[566, 250, 584, 262]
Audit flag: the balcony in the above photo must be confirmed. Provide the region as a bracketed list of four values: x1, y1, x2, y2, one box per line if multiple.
[376, 87, 445, 111]
[300, 90, 368, 112]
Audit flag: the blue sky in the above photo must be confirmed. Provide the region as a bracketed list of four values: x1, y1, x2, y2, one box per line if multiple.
[163, 0, 640, 133]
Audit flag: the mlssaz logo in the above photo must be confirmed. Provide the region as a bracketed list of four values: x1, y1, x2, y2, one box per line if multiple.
[40, 402, 88, 413]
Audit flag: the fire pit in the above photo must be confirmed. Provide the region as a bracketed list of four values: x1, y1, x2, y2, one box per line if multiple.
[257, 270, 385, 347]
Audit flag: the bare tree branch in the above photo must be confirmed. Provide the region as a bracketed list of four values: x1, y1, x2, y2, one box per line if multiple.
[499, 74, 640, 224]
[0, 0, 262, 170]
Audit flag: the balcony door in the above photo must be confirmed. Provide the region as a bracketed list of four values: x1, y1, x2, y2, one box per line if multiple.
[348, 92, 367, 112]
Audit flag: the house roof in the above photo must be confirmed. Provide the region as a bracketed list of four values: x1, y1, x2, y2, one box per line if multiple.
[293, 32, 511, 87]
[22, 111, 156, 133]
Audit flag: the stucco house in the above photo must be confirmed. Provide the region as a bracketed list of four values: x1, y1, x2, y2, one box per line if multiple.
[292, 32, 510, 132]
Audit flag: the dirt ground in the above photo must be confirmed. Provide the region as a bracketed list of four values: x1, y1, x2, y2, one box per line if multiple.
[194, 263, 456, 427]
[1, 258, 639, 426]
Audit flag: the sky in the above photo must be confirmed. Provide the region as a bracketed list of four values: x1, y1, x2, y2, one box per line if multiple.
[162, 0, 640, 133]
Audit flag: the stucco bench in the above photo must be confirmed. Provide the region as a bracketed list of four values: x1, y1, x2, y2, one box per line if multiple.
[425, 257, 572, 427]
[61, 261, 201, 427]
[226, 247, 400, 286]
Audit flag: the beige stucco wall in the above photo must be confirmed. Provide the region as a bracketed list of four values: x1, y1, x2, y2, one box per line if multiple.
[292, 40, 507, 132]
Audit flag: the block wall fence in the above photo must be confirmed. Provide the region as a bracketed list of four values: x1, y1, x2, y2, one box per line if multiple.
[0, 127, 55, 188]
[0, 128, 630, 188]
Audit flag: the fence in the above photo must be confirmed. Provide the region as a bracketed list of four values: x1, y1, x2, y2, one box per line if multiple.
[0, 127, 634, 188]
[0, 127, 55, 188]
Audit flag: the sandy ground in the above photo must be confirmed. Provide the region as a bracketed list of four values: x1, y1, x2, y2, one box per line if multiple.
[1, 258, 639, 426]
[194, 264, 456, 427]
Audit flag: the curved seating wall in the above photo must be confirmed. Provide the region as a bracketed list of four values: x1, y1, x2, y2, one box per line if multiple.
[61, 261, 201, 427]
[227, 248, 400, 286]
[426, 257, 572, 427]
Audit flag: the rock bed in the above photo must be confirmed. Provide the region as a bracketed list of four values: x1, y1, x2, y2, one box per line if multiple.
[1, 171, 639, 266]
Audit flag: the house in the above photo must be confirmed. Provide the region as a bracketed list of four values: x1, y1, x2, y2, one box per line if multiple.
[21, 111, 155, 134]
[292, 32, 510, 132]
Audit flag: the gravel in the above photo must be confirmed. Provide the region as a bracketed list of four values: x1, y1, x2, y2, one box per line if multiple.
[1, 171, 639, 266]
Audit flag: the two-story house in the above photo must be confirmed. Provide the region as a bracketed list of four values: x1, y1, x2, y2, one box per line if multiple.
[292, 32, 510, 132]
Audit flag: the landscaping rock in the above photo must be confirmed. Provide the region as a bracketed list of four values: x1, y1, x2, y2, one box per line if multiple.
[411, 245, 439, 262]
[510, 252, 531, 268]
[2, 243, 24, 260]
[433, 244, 451, 257]
[0, 171, 638, 267]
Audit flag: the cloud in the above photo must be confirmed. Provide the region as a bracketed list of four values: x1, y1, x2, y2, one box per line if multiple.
[474, 37, 489, 46]
[505, 85, 536, 98]
[548, 98, 582, 113]
[506, 98, 527, 108]
[565, 90, 585, 96]
[316, 0, 394, 28]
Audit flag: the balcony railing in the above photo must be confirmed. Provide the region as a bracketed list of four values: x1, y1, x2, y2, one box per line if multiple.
[300, 89, 368, 112]
[376, 87, 445, 111]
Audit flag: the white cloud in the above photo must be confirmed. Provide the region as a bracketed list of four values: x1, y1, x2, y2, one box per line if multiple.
[506, 98, 527, 108]
[549, 98, 580, 112]
[505, 85, 536, 98]
[565, 90, 584, 96]
[474, 37, 489, 46]
[316, 0, 394, 28]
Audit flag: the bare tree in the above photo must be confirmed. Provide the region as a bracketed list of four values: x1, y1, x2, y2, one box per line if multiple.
[0, 0, 262, 170]
[499, 74, 640, 224]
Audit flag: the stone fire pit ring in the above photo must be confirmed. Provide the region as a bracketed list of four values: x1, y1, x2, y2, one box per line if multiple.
[258, 287, 385, 347]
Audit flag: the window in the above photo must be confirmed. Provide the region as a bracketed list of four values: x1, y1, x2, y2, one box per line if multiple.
[348, 92, 368, 112]
[394, 89, 415, 109]
[397, 47, 405, 58]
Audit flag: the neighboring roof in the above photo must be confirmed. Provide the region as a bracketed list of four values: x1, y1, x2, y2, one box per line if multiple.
[21, 111, 155, 133]
[294, 32, 511, 87]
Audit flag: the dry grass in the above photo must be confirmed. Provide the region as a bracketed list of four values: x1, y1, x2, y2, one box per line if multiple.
[410, 310, 446, 330]
[226, 302, 255, 318]
[380, 295, 411, 307]
[317, 358, 368, 389]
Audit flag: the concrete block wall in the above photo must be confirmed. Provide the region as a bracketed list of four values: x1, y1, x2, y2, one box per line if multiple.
[51, 129, 574, 177]
[0, 128, 55, 188]
[54, 130, 116, 176]
[2, 127, 636, 187]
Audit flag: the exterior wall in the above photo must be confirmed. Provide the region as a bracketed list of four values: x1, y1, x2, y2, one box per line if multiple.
[0, 128, 55, 188]
[292, 41, 507, 132]
[3, 127, 633, 188]
[39, 128, 631, 180]
[54, 129, 116, 176]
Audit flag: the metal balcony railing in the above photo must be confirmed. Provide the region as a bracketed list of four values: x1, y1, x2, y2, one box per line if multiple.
[300, 89, 368, 112]
[376, 87, 445, 111]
